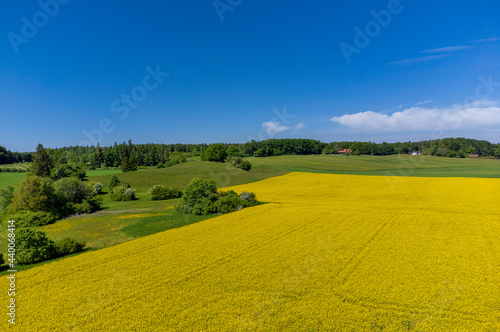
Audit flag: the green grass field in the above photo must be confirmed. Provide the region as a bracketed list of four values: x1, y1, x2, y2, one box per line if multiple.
[1, 155, 499, 192]
[83, 155, 500, 196]
[248, 154, 500, 177]
[88, 159, 285, 195]
[0, 172, 26, 189]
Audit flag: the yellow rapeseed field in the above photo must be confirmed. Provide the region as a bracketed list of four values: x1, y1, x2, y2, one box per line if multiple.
[3, 173, 500, 331]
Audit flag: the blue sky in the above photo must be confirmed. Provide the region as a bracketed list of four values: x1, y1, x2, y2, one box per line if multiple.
[1, 0, 500, 151]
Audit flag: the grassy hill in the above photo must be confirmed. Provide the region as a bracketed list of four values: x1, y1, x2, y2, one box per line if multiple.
[88, 158, 285, 195]
[248, 154, 500, 177]
[86, 155, 500, 196]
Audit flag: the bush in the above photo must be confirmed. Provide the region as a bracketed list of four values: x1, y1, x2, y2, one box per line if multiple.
[239, 160, 252, 171]
[229, 157, 252, 171]
[163, 156, 188, 167]
[88, 181, 103, 195]
[108, 175, 120, 191]
[16, 229, 84, 265]
[177, 178, 218, 215]
[0, 185, 14, 212]
[240, 191, 257, 205]
[54, 238, 85, 257]
[51, 164, 86, 180]
[110, 184, 136, 201]
[214, 190, 243, 214]
[164, 159, 179, 167]
[54, 177, 92, 204]
[156, 163, 165, 168]
[229, 156, 242, 166]
[10, 176, 55, 212]
[177, 178, 259, 215]
[72, 199, 101, 214]
[149, 185, 183, 200]
[53, 177, 101, 215]
[0, 167, 28, 173]
[16, 228, 57, 265]
[7, 176, 101, 222]
[201, 144, 227, 162]
[226, 145, 243, 157]
[5, 210, 58, 227]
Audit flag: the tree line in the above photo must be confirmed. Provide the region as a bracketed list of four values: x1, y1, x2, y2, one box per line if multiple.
[0, 145, 32, 164]
[1, 137, 499, 167]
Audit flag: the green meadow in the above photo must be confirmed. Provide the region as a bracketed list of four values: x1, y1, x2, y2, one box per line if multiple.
[248, 154, 500, 177]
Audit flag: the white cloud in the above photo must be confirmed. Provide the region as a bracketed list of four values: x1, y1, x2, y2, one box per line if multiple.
[295, 122, 305, 130]
[262, 121, 290, 136]
[421, 45, 471, 53]
[388, 54, 450, 65]
[467, 99, 498, 107]
[415, 100, 432, 106]
[472, 37, 500, 43]
[330, 101, 500, 133]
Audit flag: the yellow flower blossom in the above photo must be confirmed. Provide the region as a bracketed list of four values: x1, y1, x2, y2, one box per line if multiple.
[3, 173, 500, 331]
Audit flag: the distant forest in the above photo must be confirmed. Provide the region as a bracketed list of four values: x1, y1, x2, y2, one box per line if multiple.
[1, 137, 499, 167]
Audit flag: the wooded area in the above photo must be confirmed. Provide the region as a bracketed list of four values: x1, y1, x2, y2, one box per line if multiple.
[2, 137, 499, 168]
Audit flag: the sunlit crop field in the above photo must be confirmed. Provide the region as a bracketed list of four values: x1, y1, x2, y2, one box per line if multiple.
[4, 173, 500, 331]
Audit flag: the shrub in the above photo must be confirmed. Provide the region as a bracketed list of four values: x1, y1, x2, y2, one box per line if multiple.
[177, 178, 259, 215]
[110, 184, 136, 201]
[91, 182, 103, 195]
[201, 144, 227, 162]
[229, 157, 252, 171]
[163, 156, 188, 167]
[16, 229, 85, 265]
[226, 145, 242, 157]
[51, 164, 86, 180]
[149, 185, 183, 200]
[230, 156, 242, 166]
[214, 190, 244, 214]
[5, 210, 58, 227]
[177, 178, 218, 215]
[239, 160, 252, 171]
[156, 163, 165, 168]
[16, 228, 57, 265]
[0, 167, 28, 173]
[0, 185, 14, 212]
[8, 175, 101, 222]
[54, 177, 92, 205]
[108, 175, 120, 191]
[182, 178, 218, 204]
[87, 181, 103, 195]
[10, 176, 55, 212]
[240, 191, 257, 205]
[164, 159, 179, 167]
[53, 177, 101, 215]
[72, 199, 100, 214]
[55, 238, 85, 257]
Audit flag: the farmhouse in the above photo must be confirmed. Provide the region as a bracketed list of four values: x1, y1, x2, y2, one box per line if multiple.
[338, 149, 352, 155]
